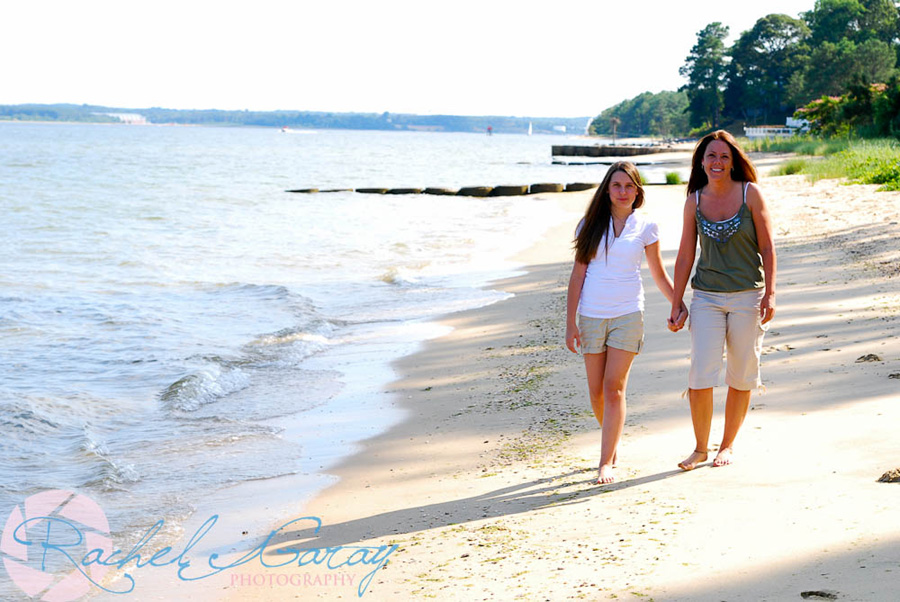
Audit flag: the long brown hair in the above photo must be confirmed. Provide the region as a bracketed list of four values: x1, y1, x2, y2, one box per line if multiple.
[686, 130, 758, 194]
[574, 161, 644, 264]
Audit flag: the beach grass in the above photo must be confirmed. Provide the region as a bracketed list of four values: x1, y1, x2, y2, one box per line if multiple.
[665, 171, 683, 185]
[741, 135, 851, 156]
[805, 139, 900, 190]
[771, 158, 807, 176]
[756, 137, 900, 190]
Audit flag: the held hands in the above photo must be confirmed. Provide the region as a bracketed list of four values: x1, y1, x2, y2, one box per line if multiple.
[565, 324, 581, 353]
[667, 303, 688, 332]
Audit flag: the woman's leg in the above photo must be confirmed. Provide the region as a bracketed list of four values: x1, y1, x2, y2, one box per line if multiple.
[583, 352, 607, 428]
[716, 387, 751, 465]
[717, 290, 765, 465]
[584, 352, 619, 470]
[678, 388, 713, 470]
[680, 291, 726, 471]
[597, 347, 636, 483]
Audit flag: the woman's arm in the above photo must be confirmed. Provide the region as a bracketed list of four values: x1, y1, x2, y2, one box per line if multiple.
[645, 241, 675, 302]
[746, 182, 777, 324]
[565, 261, 588, 353]
[669, 197, 698, 330]
[646, 241, 687, 328]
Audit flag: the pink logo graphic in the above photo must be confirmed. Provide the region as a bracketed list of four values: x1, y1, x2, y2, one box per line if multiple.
[1, 490, 113, 602]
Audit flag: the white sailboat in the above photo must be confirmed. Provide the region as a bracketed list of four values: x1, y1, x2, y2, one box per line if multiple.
[527, 122, 533, 136]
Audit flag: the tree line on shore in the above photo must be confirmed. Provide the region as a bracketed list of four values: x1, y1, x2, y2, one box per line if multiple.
[591, 0, 900, 140]
[0, 104, 589, 135]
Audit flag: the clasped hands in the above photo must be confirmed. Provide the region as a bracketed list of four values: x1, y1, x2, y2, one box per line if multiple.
[565, 304, 689, 353]
[667, 303, 688, 332]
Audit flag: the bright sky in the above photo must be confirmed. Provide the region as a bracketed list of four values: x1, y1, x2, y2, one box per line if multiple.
[2, 0, 817, 117]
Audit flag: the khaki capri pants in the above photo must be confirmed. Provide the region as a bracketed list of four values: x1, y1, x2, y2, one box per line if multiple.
[689, 289, 767, 391]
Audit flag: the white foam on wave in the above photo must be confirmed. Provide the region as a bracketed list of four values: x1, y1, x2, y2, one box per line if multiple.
[378, 265, 421, 286]
[159, 366, 251, 412]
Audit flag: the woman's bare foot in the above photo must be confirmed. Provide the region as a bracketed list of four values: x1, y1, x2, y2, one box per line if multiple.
[597, 463, 615, 484]
[678, 450, 708, 471]
[713, 447, 734, 466]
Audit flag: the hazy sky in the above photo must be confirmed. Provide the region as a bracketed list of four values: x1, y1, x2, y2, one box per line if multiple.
[3, 0, 817, 117]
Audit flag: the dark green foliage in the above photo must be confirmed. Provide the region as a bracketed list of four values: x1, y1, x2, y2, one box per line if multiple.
[795, 77, 900, 138]
[803, 0, 899, 46]
[684, 0, 900, 131]
[797, 38, 897, 102]
[804, 0, 866, 45]
[789, 0, 900, 104]
[589, 90, 690, 138]
[680, 22, 730, 130]
[724, 14, 811, 124]
[873, 76, 900, 137]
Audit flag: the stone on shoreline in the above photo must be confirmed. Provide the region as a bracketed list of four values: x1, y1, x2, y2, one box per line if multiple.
[565, 182, 600, 192]
[529, 183, 564, 194]
[489, 185, 529, 197]
[386, 188, 423, 195]
[457, 186, 493, 197]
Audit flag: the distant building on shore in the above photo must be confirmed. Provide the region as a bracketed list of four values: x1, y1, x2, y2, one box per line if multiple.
[744, 117, 809, 138]
[97, 112, 149, 125]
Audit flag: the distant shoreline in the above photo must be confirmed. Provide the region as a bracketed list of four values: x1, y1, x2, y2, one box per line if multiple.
[0, 104, 592, 135]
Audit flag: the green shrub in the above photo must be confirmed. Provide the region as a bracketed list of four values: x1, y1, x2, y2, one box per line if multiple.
[665, 172, 683, 185]
[772, 159, 807, 176]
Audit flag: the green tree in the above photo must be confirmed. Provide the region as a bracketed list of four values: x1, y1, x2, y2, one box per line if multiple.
[647, 91, 692, 138]
[795, 95, 847, 135]
[796, 79, 897, 136]
[801, 0, 900, 65]
[589, 90, 690, 138]
[841, 75, 882, 132]
[802, 0, 900, 45]
[803, 0, 865, 44]
[801, 37, 897, 99]
[873, 76, 900, 136]
[680, 22, 730, 130]
[725, 14, 811, 124]
[857, 0, 900, 44]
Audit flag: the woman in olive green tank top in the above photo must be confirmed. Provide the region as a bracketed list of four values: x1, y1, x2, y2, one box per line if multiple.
[667, 130, 777, 471]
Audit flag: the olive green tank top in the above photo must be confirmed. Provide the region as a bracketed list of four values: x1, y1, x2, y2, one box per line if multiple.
[691, 183, 764, 292]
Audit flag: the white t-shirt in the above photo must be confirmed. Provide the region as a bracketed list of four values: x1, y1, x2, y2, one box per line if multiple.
[577, 211, 660, 319]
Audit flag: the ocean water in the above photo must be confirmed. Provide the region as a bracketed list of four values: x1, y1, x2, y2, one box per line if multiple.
[0, 123, 682, 597]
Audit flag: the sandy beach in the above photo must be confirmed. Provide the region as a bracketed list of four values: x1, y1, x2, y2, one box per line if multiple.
[143, 156, 899, 601]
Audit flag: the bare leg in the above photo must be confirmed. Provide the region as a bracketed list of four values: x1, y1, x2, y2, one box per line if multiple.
[583, 352, 607, 429]
[597, 347, 636, 483]
[715, 387, 751, 466]
[584, 353, 617, 467]
[678, 387, 713, 470]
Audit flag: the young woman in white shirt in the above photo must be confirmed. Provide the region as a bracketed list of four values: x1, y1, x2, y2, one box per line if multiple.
[566, 161, 687, 483]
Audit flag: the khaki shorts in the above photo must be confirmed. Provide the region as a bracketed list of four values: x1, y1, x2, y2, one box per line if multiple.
[689, 289, 767, 390]
[578, 311, 644, 355]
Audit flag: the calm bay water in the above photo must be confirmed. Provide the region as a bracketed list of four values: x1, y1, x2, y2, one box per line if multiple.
[0, 123, 677, 597]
